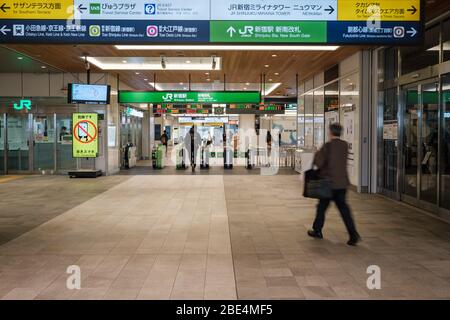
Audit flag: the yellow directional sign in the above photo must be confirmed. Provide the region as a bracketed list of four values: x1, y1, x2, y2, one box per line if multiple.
[72, 113, 99, 158]
[338, 0, 421, 21]
[0, 0, 74, 19]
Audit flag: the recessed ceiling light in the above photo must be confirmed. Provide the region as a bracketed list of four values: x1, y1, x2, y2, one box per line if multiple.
[122, 60, 127, 63]
[206, 78, 211, 81]
[116, 45, 340, 51]
[135, 72, 140, 75]
[271, 54, 277, 57]
[245, 82, 250, 85]
[41, 66, 46, 69]
[144, 78, 148, 81]
[265, 65, 269, 68]
[17, 57, 23, 60]
[179, 82, 184, 85]
[186, 60, 191, 64]
[205, 72, 209, 75]
[269, 79, 273, 82]
[274, 72, 279, 76]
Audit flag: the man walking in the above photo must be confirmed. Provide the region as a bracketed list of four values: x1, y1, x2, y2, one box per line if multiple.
[307, 123, 361, 246]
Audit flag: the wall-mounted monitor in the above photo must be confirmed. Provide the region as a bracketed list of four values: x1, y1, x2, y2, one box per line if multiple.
[68, 83, 111, 105]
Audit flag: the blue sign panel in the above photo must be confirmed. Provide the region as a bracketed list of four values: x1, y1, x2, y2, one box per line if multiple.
[0, 20, 210, 43]
[327, 21, 422, 45]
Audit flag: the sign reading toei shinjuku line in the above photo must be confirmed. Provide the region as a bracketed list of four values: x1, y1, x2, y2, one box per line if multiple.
[0, 0, 423, 45]
[72, 113, 99, 158]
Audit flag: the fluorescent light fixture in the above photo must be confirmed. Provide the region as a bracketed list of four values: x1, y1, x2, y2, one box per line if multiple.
[84, 56, 222, 71]
[116, 45, 340, 51]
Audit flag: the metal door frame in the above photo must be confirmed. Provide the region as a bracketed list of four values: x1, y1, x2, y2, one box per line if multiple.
[4, 113, 33, 174]
[30, 113, 57, 174]
[399, 78, 441, 213]
[1, 113, 6, 174]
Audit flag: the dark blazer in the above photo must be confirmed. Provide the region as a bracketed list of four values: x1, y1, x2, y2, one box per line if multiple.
[313, 139, 350, 189]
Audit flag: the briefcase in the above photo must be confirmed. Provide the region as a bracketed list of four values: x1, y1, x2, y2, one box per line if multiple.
[303, 169, 332, 199]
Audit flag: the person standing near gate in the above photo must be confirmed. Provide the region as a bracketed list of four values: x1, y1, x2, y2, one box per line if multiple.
[307, 123, 361, 246]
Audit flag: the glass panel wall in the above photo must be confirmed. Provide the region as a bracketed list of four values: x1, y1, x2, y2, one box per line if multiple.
[380, 88, 398, 192]
[441, 74, 450, 210]
[313, 89, 324, 148]
[7, 114, 29, 171]
[442, 19, 449, 62]
[0, 115, 4, 174]
[56, 114, 76, 171]
[297, 84, 305, 147]
[420, 82, 439, 203]
[304, 91, 314, 148]
[33, 114, 55, 171]
[403, 87, 419, 197]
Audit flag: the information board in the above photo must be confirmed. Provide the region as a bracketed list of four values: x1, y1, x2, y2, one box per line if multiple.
[120, 91, 261, 104]
[0, 0, 423, 45]
[72, 113, 99, 158]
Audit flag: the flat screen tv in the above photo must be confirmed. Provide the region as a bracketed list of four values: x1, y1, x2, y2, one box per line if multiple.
[68, 83, 111, 104]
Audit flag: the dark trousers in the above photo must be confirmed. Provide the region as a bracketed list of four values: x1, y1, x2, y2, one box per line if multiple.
[313, 189, 358, 238]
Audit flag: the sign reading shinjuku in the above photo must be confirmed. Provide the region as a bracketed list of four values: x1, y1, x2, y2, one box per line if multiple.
[0, 0, 423, 45]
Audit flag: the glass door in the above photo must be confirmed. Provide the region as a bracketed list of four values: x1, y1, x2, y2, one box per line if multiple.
[402, 86, 419, 199]
[0, 114, 5, 174]
[7, 114, 30, 172]
[56, 114, 76, 171]
[32, 114, 56, 172]
[420, 82, 439, 204]
[440, 74, 450, 210]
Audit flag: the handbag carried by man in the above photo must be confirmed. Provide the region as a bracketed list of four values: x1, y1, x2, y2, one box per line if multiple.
[303, 144, 332, 199]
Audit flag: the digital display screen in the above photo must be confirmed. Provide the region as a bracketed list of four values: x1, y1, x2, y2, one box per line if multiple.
[68, 84, 111, 105]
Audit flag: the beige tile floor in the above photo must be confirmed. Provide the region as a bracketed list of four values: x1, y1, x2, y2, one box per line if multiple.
[0, 174, 449, 300]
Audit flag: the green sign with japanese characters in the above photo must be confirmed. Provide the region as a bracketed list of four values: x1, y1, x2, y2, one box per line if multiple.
[119, 91, 261, 104]
[210, 21, 327, 43]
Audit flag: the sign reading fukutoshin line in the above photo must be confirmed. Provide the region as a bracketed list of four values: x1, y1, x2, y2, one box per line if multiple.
[0, 0, 423, 45]
[119, 91, 261, 104]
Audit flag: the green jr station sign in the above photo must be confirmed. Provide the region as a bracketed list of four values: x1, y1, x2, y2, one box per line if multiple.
[119, 91, 261, 104]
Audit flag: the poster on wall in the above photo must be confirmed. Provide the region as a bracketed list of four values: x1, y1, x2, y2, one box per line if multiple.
[343, 111, 355, 178]
[383, 122, 398, 140]
[324, 111, 339, 132]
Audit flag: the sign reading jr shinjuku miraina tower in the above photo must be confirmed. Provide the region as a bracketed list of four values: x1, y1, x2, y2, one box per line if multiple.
[0, 0, 422, 45]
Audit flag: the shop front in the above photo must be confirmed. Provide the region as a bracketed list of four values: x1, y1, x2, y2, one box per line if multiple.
[0, 97, 77, 174]
[376, 16, 450, 220]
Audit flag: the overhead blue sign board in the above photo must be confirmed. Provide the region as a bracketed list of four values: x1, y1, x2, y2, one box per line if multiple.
[0, 0, 423, 45]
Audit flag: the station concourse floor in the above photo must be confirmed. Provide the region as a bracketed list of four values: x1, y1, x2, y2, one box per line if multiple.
[0, 171, 450, 300]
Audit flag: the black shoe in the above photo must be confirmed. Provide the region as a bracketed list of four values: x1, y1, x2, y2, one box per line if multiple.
[307, 230, 323, 239]
[347, 235, 361, 246]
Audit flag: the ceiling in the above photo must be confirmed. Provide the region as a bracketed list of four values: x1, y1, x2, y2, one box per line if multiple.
[2, 44, 363, 96]
[1, 0, 448, 96]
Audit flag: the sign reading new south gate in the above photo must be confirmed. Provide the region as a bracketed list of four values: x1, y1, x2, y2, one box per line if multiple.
[0, 0, 423, 45]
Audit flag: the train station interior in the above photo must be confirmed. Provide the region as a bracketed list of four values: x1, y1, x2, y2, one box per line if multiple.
[0, 0, 449, 301]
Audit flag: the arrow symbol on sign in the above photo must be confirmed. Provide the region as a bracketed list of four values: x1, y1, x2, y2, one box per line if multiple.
[407, 5, 417, 15]
[227, 26, 236, 37]
[0, 25, 11, 35]
[0, 3, 10, 12]
[406, 27, 418, 37]
[77, 4, 87, 13]
[324, 5, 335, 15]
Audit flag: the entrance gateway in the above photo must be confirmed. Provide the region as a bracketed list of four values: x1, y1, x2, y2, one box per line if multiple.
[0, 0, 424, 176]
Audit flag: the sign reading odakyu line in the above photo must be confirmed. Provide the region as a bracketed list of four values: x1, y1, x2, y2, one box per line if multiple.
[0, 0, 423, 45]
[119, 91, 261, 104]
[72, 113, 99, 158]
